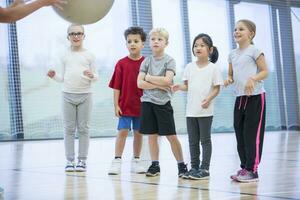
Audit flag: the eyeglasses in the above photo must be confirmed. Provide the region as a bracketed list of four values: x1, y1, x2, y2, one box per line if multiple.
[68, 32, 84, 37]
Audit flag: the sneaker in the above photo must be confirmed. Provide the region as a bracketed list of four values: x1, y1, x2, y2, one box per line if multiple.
[178, 163, 188, 177]
[181, 168, 198, 179]
[189, 169, 210, 180]
[108, 158, 121, 175]
[75, 160, 86, 172]
[131, 158, 146, 174]
[65, 161, 75, 172]
[146, 164, 160, 177]
[236, 170, 259, 183]
[230, 168, 245, 181]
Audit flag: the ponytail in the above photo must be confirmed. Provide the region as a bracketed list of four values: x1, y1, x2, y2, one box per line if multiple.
[210, 46, 219, 63]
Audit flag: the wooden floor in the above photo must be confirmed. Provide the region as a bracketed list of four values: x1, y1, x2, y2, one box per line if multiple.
[0, 131, 300, 200]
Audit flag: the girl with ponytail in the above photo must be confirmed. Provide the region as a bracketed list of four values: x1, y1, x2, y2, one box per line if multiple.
[172, 33, 223, 179]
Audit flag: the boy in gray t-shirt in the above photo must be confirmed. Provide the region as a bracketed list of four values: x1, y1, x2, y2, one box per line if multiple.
[140, 54, 175, 105]
[137, 28, 187, 177]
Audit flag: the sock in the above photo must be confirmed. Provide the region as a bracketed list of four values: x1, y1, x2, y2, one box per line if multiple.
[177, 161, 185, 166]
[152, 161, 159, 166]
[115, 156, 121, 159]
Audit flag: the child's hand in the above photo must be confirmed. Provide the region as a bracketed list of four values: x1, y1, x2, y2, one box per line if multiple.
[114, 106, 122, 118]
[245, 78, 255, 96]
[171, 84, 180, 92]
[224, 77, 233, 87]
[145, 74, 151, 82]
[201, 99, 210, 109]
[83, 69, 94, 79]
[47, 70, 56, 78]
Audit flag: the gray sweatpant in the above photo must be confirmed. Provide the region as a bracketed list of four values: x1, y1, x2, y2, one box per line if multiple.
[186, 116, 213, 170]
[63, 92, 92, 162]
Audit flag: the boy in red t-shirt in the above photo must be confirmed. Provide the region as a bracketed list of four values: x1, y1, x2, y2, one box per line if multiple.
[108, 27, 147, 175]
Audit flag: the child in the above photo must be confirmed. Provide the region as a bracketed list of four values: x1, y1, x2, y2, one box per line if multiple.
[108, 26, 147, 175]
[47, 24, 98, 172]
[137, 28, 187, 177]
[173, 33, 223, 180]
[225, 19, 268, 182]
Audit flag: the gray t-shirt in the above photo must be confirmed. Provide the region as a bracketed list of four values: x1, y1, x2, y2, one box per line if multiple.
[140, 54, 176, 105]
[228, 45, 265, 96]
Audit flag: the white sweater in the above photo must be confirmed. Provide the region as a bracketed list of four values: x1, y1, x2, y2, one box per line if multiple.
[53, 48, 98, 93]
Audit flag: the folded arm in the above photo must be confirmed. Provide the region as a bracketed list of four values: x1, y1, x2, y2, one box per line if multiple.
[144, 70, 174, 86]
[137, 72, 170, 91]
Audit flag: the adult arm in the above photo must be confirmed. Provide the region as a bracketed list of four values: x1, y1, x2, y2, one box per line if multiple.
[0, 0, 66, 23]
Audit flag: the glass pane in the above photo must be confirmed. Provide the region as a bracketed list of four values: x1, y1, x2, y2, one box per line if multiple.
[291, 7, 300, 110]
[151, 0, 186, 133]
[234, 2, 281, 130]
[188, 0, 232, 132]
[151, 0, 184, 71]
[0, 2, 11, 140]
[16, 1, 130, 139]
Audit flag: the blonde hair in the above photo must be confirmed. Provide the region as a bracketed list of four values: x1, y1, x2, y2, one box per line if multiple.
[67, 24, 85, 34]
[237, 19, 256, 43]
[149, 28, 169, 43]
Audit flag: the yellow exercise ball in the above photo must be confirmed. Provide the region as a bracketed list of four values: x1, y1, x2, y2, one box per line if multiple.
[53, 0, 114, 24]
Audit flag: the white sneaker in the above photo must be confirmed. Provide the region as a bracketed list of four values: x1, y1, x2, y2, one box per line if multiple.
[75, 160, 86, 172]
[65, 161, 75, 172]
[131, 158, 146, 174]
[108, 158, 121, 175]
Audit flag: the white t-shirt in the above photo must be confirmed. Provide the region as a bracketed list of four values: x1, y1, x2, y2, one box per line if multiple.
[53, 48, 98, 93]
[182, 62, 223, 117]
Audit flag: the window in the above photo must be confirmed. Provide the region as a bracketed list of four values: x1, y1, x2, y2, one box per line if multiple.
[188, 0, 232, 131]
[234, 2, 281, 130]
[15, 1, 130, 138]
[151, 0, 184, 71]
[0, 6, 11, 139]
[291, 7, 300, 110]
[151, 0, 186, 133]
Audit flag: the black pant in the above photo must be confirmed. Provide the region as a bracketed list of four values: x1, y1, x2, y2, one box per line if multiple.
[186, 117, 213, 170]
[140, 101, 176, 135]
[234, 93, 266, 172]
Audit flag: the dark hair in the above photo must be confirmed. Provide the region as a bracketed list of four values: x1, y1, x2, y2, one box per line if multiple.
[192, 33, 219, 63]
[124, 26, 147, 42]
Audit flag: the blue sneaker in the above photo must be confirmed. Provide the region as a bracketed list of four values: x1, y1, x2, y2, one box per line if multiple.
[146, 164, 160, 177]
[189, 169, 210, 180]
[178, 163, 188, 177]
[181, 168, 198, 179]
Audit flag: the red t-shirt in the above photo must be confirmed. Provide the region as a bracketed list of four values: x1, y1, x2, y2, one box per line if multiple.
[109, 56, 144, 117]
